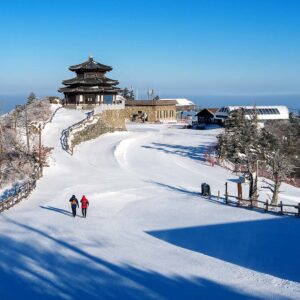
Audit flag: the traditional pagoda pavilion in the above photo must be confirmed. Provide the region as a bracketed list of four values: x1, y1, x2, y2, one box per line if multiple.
[58, 56, 120, 106]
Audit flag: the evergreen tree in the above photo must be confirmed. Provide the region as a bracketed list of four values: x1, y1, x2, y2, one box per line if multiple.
[218, 109, 298, 203]
[121, 87, 135, 100]
[27, 92, 36, 105]
[217, 108, 261, 199]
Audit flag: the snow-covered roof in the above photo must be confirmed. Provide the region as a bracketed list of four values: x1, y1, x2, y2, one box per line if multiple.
[214, 105, 289, 121]
[116, 95, 126, 101]
[160, 98, 195, 106]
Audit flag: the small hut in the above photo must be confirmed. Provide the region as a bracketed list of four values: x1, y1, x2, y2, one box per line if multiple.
[196, 108, 218, 124]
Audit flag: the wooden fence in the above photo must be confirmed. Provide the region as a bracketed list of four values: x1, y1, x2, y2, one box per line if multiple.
[0, 165, 42, 213]
[221, 182, 300, 217]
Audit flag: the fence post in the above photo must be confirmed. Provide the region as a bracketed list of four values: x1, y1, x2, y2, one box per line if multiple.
[225, 182, 228, 204]
[265, 200, 269, 212]
[250, 198, 253, 208]
[280, 201, 283, 215]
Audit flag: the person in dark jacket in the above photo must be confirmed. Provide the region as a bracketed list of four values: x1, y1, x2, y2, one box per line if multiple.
[69, 195, 79, 217]
[80, 195, 89, 218]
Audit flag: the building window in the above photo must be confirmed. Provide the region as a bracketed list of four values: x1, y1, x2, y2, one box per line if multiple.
[103, 94, 113, 104]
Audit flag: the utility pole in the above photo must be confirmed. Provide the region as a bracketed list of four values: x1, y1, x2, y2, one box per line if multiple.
[38, 123, 42, 165]
[24, 102, 30, 154]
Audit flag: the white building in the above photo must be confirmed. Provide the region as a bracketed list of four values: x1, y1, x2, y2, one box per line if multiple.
[160, 98, 195, 108]
[214, 105, 289, 124]
[160, 98, 197, 121]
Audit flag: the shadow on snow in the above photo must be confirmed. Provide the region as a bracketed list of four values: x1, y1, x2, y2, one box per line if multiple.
[150, 181, 200, 197]
[142, 142, 215, 162]
[0, 218, 262, 300]
[147, 218, 300, 283]
[40, 205, 73, 217]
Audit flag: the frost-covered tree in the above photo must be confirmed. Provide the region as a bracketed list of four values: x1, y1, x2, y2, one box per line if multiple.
[121, 87, 135, 100]
[218, 110, 299, 203]
[27, 92, 36, 105]
[265, 150, 294, 204]
[262, 122, 296, 204]
[217, 108, 261, 199]
[0, 98, 54, 188]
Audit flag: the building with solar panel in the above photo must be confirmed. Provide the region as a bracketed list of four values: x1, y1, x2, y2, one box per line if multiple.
[214, 105, 289, 125]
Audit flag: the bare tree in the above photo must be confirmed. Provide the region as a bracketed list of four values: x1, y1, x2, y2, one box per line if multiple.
[264, 150, 294, 204]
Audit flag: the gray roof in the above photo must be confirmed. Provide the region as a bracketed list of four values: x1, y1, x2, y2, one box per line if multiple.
[69, 56, 112, 72]
[62, 76, 119, 86]
[58, 86, 120, 93]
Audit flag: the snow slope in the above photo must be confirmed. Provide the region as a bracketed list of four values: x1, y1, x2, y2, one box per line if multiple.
[0, 108, 300, 300]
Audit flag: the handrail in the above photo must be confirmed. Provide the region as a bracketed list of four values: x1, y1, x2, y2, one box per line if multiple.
[220, 192, 300, 217]
[0, 165, 42, 213]
[60, 111, 98, 155]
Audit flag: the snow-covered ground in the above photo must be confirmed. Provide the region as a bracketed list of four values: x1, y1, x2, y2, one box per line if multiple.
[0, 108, 300, 300]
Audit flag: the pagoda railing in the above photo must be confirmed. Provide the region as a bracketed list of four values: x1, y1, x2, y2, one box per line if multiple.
[93, 101, 125, 115]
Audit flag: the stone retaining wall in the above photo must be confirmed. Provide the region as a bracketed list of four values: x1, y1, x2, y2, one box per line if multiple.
[72, 109, 126, 148]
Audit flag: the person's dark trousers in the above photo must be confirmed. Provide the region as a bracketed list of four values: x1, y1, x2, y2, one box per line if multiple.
[82, 208, 87, 218]
[71, 205, 77, 217]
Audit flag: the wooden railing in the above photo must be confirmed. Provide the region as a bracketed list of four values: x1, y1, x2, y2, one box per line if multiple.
[93, 101, 125, 114]
[0, 165, 42, 213]
[45, 106, 62, 125]
[220, 182, 300, 217]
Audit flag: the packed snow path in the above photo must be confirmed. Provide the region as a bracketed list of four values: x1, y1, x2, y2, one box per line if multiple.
[0, 108, 300, 300]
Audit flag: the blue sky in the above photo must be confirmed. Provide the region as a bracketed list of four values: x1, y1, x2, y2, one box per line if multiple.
[0, 0, 300, 102]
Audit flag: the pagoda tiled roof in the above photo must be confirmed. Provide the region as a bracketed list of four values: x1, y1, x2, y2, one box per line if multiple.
[69, 56, 112, 72]
[62, 76, 119, 86]
[58, 86, 120, 93]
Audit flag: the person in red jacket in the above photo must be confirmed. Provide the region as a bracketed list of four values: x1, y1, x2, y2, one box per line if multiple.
[80, 195, 89, 218]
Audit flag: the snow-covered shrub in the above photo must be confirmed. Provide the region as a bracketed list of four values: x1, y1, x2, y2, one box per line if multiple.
[0, 97, 54, 191]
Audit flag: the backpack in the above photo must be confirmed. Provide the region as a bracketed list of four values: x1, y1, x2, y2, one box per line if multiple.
[71, 198, 77, 205]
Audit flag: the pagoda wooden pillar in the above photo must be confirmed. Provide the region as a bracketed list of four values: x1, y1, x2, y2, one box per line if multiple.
[96, 95, 100, 105]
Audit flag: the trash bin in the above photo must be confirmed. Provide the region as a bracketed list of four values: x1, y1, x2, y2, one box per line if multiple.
[201, 183, 211, 196]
